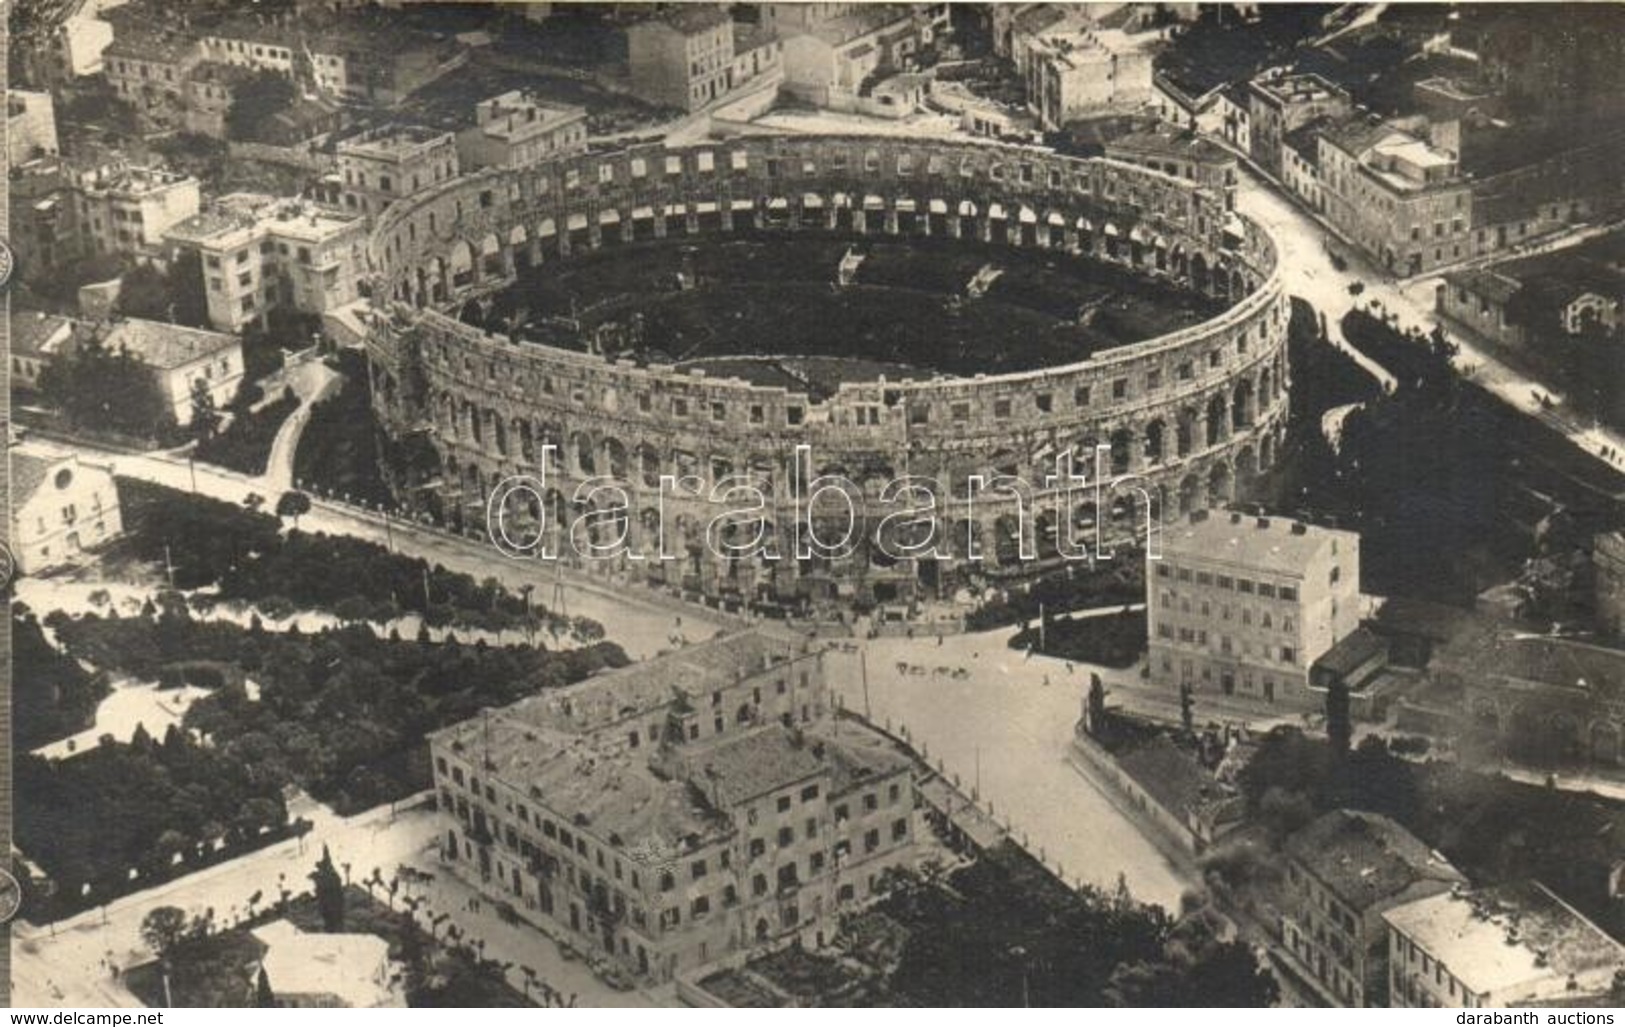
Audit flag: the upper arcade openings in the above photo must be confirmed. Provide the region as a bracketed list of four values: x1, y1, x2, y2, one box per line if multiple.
[485, 443, 1160, 567]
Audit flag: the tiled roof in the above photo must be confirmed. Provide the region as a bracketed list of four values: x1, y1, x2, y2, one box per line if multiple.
[1287, 809, 1464, 912]
[102, 318, 239, 370]
[691, 726, 826, 808]
[11, 452, 60, 504]
[11, 310, 75, 358]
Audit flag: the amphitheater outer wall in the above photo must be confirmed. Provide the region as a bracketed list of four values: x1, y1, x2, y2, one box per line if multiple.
[361, 134, 1290, 607]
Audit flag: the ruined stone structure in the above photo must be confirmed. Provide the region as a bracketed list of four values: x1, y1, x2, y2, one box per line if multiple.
[361, 134, 1289, 610]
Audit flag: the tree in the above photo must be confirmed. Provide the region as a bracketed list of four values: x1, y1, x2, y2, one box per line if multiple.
[38, 331, 175, 440]
[190, 378, 222, 440]
[140, 905, 189, 958]
[1326, 675, 1352, 762]
[225, 71, 296, 142]
[275, 491, 311, 529]
[114, 263, 172, 321]
[310, 844, 345, 931]
[255, 966, 277, 1008]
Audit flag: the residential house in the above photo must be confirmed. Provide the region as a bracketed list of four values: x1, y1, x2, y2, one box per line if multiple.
[456, 91, 588, 171]
[626, 5, 736, 112]
[1246, 71, 1350, 179]
[781, 5, 939, 114]
[1104, 124, 1238, 210]
[11, 452, 123, 576]
[1280, 810, 1465, 1007]
[1148, 510, 1363, 711]
[1013, 5, 1155, 130]
[8, 91, 59, 165]
[11, 311, 77, 391]
[103, 29, 203, 132]
[71, 160, 202, 258]
[335, 126, 459, 218]
[1437, 267, 1524, 348]
[99, 318, 244, 426]
[166, 195, 368, 332]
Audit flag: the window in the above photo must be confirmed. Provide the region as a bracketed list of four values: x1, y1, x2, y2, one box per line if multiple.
[659, 871, 675, 892]
[1329, 566, 1342, 585]
[1280, 646, 1296, 663]
[892, 818, 908, 841]
[1074, 386, 1091, 407]
[800, 784, 819, 802]
[691, 895, 710, 917]
[691, 859, 707, 880]
[864, 828, 880, 853]
[993, 398, 1011, 418]
[777, 826, 794, 848]
[1112, 379, 1128, 400]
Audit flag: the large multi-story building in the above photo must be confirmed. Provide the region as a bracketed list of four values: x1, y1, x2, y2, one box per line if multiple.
[308, 26, 466, 107]
[8, 90, 59, 165]
[336, 126, 460, 218]
[1246, 71, 1351, 179]
[1280, 810, 1466, 1008]
[182, 62, 256, 139]
[1148, 509, 1362, 710]
[198, 19, 301, 76]
[10, 158, 83, 280]
[626, 5, 736, 112]
[71, 160, 202, 258]
[428, 630, 920, 983]
[455, 91, 589, 171]
[1013, 5, 1154, 130]
[166, 195, 369, 332]
[97, 318, 244, 426]
[780, 4, 938, 114]
[1316, 116, 1472, 277]
[1384, 880, 1625, 1008]
[10, 452, 123, 576]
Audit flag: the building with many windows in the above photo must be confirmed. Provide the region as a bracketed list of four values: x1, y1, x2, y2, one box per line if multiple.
[10, 452, 123, 576]
[1012, 4, 1155, 130]
[1148, 509, 1362, 710]
[1280, 810, 1465, 1008]
[455, 91, 588, 171]
[166, 195, 368, 332]
[1383, 880, 1625, 1008]
[428, 630, 920, 983]
[1246, 71, 1351, 179]
[627, 5, 736, 112]
[335, 126, 459, 218]
[98, 318, 244, 426]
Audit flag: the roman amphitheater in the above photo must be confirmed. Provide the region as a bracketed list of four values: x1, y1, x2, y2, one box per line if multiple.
[361, 134, 1289, 612]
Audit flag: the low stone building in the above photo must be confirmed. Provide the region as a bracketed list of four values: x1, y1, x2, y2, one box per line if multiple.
[100, 318, 244, 426]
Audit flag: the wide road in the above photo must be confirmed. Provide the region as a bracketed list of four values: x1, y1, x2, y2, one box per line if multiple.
[826, 626, 1191, 912]
[15, 436, 730, 661]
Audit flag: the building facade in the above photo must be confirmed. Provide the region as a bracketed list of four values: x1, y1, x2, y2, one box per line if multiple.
[166, 196, 369, 332]
[1316, 117, 1473, 276]
[1246, 72, 1351, 179]
[103, 30, 202, 132]
[456, 92, 588, 171]
[780, 5, 937, 113]
[1014, 6, 1153, 130]
[336, 126, 460, 218]
[1384, 881, 1625, 1008]
[11, 452, 123, 575]
[428, 630, 920, 983]
[8, 90, 59, 165]
[1281, 810, 1465, 1008]
[71, 161, 202, 257]
[1104, 125, 1238, 211]
[1148, 509, 1362, 710]
[100, 318, 244, 426]
[627, 6, 736, 112]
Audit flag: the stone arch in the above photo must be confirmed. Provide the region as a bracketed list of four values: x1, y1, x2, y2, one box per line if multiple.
[1143, 418, 1166, 465]
[1190, 251, 1209, 294]
[638, 444, 661, 488]
[1235, 445, 1257, 489]
[992, 513, 1024, 567]
[478, 232, 503, 277]
[572, 431, 596, 475]
[1208, 461, 1233, 505]
[1178, 474, 1202, 516]
[1176, 407, 1197, 458]
[604, 437, 629, 480]
[1205, 393, 1228, 447]
[1109, 426, 1135, 475]
[1232, 378, 1255, 430]
[448, 238, 475, 289]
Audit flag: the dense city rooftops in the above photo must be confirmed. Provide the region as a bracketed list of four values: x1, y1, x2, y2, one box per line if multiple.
[1286, 810, 1464, 912]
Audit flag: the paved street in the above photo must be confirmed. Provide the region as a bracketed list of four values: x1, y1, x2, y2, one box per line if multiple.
[1236, 167, 1625, 469]
[16, 436, 730, 661]
[827, 627, 1192, 911]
